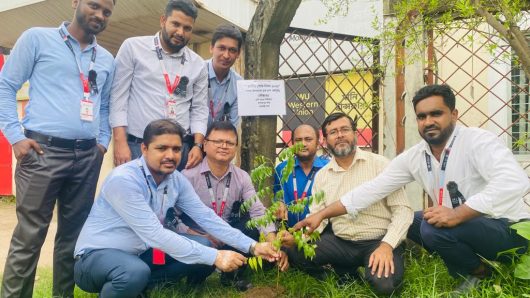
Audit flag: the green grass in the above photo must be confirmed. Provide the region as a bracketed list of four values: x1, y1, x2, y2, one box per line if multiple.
[5, 246, 529, 298]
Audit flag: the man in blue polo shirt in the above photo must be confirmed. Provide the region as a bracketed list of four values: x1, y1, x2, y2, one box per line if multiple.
[0, 0, 116, 297]
[274, 124, 329, 227]
[206, 24, 243, 127]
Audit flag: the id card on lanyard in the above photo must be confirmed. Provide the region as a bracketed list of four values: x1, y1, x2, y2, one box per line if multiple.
[292, 167, 316, 203]
[154, 35, 181, 121]
[205, 172, 232, 217]
[59, 28, 96, 122]
[425, 134, 457, 206]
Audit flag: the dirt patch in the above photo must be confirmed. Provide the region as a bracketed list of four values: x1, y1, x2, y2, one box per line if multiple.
[0, 202, 56, 271]
[242, 285, 286, 298]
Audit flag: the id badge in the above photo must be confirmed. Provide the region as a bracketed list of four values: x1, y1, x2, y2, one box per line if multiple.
[80, 99, 94, 122]
[165, 97, 177, 120]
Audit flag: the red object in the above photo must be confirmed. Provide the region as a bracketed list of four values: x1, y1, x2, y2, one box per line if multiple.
[152, 248, 166, 265]
[0, 132, 12, 196]
[0, 55, 13, 196]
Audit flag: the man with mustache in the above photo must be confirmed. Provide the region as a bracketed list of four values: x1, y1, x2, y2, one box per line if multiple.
[111, 0, 207, 171]
[0, 0, 116, 297]
[295, 85, 530, 295]
[206, 25, 243, 127]
[74, 119, 280, 297]
[273, 124, 329, 227]
[282, 113, 412, 295]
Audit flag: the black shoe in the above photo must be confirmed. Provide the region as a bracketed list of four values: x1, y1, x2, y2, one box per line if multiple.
[450, 275, 482, 297]
[220, 271, 253, 291]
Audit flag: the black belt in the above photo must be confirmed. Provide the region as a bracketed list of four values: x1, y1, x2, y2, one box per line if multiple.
[25, 130, 96, 151]
[127, 134, 143, 144]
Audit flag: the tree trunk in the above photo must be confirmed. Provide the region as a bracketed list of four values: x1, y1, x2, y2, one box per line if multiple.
[241, 0, 302, 176]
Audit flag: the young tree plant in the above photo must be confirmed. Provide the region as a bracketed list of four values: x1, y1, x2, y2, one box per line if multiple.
[240, 142, 325, 288]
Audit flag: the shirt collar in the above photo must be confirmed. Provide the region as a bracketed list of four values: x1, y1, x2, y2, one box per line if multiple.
[150, 32, 187, 58]
[207, 59, 232, 84]
[294, 155, 328, 169]
[199, 158, 233, 179]
[420, 125, 461, 155]
[138, 156, 172, 187]
[327, 147, 367, 172]
[59, 22, 98, 50]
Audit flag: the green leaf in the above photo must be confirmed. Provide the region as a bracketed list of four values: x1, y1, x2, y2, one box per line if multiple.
[257, 256, 263, 269]
[511, 221, 530, 240]
[514, 255, 530, 279]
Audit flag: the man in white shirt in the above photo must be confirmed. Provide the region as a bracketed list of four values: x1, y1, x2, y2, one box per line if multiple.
[295, 84, 530, 294]
[111, 0, 207, 170]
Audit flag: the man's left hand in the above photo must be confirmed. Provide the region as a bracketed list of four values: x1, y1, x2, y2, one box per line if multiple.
[253, 242, 280, 262]
[185, 145, 203, 169]
[423, 205, 461, 228]
[368, 242, 394, 278]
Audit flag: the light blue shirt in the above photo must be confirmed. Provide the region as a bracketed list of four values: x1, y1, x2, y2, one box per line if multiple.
[207, 59, 242, 127]
[0, 22, 114, 147]
[75, 156, 255, 265]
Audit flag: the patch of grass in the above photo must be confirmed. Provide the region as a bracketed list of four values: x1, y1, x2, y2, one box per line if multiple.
[0, 195, 15, 205]
[4, 247, 529, 297]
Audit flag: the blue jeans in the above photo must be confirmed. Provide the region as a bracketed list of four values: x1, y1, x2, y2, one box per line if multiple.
[407, 211, 528, 277]
[74, 234, 213, 297]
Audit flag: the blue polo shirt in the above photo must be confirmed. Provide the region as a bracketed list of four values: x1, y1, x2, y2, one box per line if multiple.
[274, 155, 329, 227]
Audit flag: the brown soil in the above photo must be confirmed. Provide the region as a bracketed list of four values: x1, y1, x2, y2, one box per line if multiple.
[242, 285, 286, 298]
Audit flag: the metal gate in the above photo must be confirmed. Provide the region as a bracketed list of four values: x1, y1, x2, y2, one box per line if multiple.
[276, 27, 381, 156]
[426, 20, 530, 170]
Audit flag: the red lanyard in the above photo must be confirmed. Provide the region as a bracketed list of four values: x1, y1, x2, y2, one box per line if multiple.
[292, 167, 316, 202]
[59, 28, 96, 99]
[204, 172, 232, 217]
[425, 134, 457, 206]
[154, 35, 181, 96]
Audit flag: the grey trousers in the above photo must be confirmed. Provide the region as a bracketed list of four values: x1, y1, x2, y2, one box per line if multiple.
[1, 144, 103, 298]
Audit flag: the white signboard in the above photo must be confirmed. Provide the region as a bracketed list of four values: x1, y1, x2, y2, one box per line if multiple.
[237, 80, 286, 116]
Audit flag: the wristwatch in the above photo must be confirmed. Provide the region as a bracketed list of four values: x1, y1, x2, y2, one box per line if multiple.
[194, 142, 203, 150]
[249, 242, 257, 256]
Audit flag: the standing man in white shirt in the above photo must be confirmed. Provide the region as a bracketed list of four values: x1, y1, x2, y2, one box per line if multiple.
[295, 84, 530, 294]
[111, 0, 207, 170]
[206, 24, 243, 127]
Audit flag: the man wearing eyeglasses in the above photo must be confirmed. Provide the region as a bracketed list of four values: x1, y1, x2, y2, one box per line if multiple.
[282, 112, 412, 295]
[180, 121, 288, 290]
[206, 24, 243, 127]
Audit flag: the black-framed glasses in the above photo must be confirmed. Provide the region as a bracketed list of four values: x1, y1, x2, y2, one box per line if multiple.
[205, 138, 237, 148]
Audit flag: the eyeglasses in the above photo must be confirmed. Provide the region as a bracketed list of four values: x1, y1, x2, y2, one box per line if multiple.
[205, 138, 237, 148]
[327, 127, 354, 138]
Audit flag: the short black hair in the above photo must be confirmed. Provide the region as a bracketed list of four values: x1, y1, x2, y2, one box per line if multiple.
[321, 112, 357, 138]
[165, 0, 198, 19]
[205, 121, 238, 144]
[211, 24, 243, 50]
[143, 119, 185, 146]
[292, 124, 319, 143]
[412, 84, 456, 111]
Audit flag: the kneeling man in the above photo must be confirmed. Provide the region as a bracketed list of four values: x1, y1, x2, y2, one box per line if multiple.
[284, 113, 413, 295]
[74, 119, 278, 297]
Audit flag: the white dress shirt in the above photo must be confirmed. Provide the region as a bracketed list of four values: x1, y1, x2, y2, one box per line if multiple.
[340, 125, 530, 222]
[109, 34, 208, 137]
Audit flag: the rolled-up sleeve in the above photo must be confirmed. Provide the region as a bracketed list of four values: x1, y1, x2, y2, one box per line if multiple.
[109, 40, 134, 128]
[189, 64, 208, 136]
